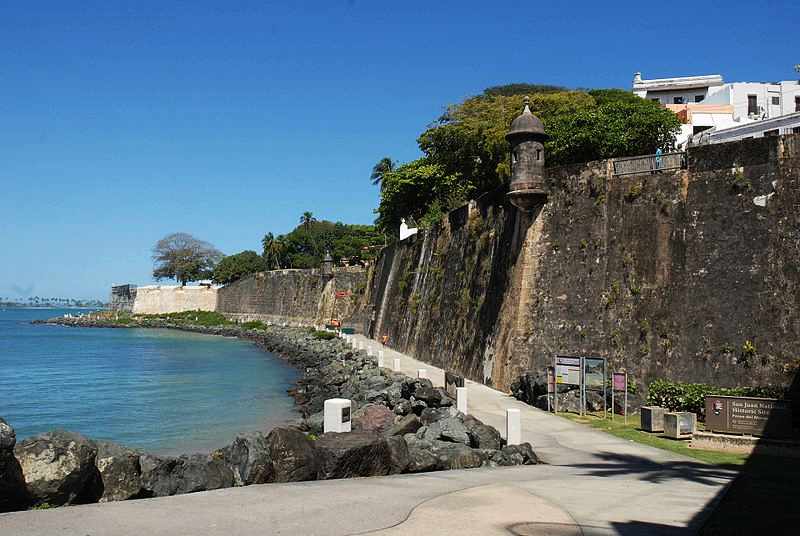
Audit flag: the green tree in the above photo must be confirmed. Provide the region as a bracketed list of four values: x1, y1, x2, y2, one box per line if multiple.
[152, 232, 222, 286]
[211, 250, 267, 285]
[299, 211, 317, 233]
[261, 232, 287, 270]
[375, 87, 680, 234]
[370, 157, 395, 187]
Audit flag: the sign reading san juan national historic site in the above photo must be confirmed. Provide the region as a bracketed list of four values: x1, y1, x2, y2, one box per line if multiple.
[705, 395, 793, 438]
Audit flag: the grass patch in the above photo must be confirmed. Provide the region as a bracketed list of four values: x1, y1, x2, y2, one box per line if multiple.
[146, 310, 232, 326]
[241, 320, 267, 330]
[556, 412, 747, 465]
[309, 329, 337, 340]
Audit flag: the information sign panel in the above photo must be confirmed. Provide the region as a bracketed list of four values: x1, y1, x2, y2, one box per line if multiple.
[705, 396, 792, 438]
[612, 372, 626, 392]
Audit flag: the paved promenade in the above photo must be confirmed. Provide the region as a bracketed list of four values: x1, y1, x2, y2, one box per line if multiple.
[0, 335, 736, 535]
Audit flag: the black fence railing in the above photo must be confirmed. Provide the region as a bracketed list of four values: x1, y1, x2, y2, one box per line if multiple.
[612, 152, 686, 176]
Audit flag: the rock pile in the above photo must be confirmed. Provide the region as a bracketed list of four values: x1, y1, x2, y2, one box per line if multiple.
[2, 325, 538, 512]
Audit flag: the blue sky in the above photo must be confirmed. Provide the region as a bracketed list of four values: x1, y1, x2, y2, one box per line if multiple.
[1, 1, 798, 300]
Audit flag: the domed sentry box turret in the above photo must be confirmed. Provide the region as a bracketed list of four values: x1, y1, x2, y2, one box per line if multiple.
[321, 251, 334, 278]
[506, 96, 549, 211]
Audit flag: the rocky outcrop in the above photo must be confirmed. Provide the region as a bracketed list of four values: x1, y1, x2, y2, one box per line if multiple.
[214, 433, 274, 486]
[265, 427, 318, 483]
[94, 441, 143, 502]
[314, 432, 393, 480]
[14, 431, 102, 507]
[0, 418, 29, 512]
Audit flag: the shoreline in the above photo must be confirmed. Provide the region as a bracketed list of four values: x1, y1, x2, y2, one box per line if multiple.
[1, 314, 538, 513]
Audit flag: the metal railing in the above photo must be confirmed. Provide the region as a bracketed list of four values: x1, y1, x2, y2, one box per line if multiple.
[612, 152, 686, 176]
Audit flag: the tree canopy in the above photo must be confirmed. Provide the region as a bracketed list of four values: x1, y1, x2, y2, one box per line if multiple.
[152, 233, 223, 285]
[211, 250, 267, 285]
[261, 218, 385, 269]
[375, 85, 681, 235]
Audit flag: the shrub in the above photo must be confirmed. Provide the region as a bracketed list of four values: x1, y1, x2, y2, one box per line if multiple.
[310, 330, 337, 340]
[242, 320, 267, 330]
[646, 379, 786, 419]
[151, 310, 231, 326]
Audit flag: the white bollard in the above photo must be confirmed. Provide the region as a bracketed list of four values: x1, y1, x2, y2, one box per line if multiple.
[377, 350, 385, 368]
[393, 358, 401, 371]
[367, 346, 375, 357]
[457, 387, 468, 414]
[324, 398, 352, 433]
[417, 369, 427, 379]
[506, 408, 521, 446]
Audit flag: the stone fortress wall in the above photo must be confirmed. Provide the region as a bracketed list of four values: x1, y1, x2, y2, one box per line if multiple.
[216, 267, 369, 327]
[361, 134, 800, 394]
[131, 285, 219, 315]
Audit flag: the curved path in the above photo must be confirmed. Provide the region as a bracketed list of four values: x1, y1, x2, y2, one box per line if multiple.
[0, 335, 736, 535]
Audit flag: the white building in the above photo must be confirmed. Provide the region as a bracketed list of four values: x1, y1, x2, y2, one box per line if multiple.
[633, 71, 800, 147]
[690, 111, 800, 146]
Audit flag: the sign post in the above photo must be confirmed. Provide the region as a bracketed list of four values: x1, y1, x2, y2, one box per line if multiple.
[554, 356, 582, 415]
[612, 371, 627, 423]
[546, 366, 555, 413]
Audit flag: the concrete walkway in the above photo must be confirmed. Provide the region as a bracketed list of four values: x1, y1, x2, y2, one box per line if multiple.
[0, 335, 736, 536]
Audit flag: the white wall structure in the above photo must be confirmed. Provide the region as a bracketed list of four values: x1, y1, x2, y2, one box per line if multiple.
[633, 71, 800, 147]
[690, 112, 800, 146]
[399, 218, 418, 241]
[131, 285, 218, 315]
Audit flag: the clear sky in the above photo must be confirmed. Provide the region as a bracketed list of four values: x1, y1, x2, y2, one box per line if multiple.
[1, 1, 798, 300]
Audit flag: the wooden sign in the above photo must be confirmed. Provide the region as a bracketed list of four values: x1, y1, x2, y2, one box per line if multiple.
[705, 395, 792, 438]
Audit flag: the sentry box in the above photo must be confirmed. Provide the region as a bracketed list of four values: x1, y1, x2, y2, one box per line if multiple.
[324, 398, 352, 433]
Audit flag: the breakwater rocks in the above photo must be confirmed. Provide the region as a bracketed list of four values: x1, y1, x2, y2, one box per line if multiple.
[3, 321, 538, 512]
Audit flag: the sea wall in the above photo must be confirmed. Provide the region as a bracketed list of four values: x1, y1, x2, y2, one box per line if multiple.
[216, 267, 368, 327]
[365, 135, 800, 394]
[132, 285, 218, 315]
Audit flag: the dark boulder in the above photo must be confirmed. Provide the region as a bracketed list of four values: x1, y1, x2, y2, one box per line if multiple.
[412, 386, 443, 407]
[404, 436, 439, 473]
[501, 443, 539, 465]
[94, 441, 143, 502]
[139, 454, 181, 497]
[174, 454, 234, 494]
[352, 404, 395, 434]
[14, 431, 102, 506]
[314, 432, 393, 480]
[265, 427, 318, 483]
[386, 436, 409, 474]
[394, 400, 413, 416]
[419, 407, 453, 425]
[215, 433, 274, 486]
[386, 414, 422, 437]
[422, 417, 470, 445]
[430, 441, 483, 470]
[0, 418, 29, 512]
[401, 378, 434, 399]
[463, 415, 503, 450]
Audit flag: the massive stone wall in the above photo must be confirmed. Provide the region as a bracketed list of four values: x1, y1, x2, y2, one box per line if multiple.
[217, 267, 368, 327]
[365, 135, 800, 394]
[132, 285, 218, 315]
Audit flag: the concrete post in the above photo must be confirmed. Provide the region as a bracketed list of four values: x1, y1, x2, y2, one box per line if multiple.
[457, 387, 468, 414]
[393, 358, 401, 371]
[367, 346, 375, 357]
[506, 408, 521, 445]
[417, 369, 427, 379]
[324, 398, 352, 433]
[377, 350, 384, 368]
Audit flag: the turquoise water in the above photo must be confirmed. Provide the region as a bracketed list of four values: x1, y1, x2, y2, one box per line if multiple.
[0, 308, 299, 454]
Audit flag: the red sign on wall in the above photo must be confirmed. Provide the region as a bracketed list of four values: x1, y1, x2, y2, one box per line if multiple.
[335, 290, 352, 298]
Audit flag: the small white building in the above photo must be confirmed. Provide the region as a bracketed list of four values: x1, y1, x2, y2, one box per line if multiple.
[633, 71, 800, 147]
[690, 111, 800, 146]
[399, 218, 418, 241]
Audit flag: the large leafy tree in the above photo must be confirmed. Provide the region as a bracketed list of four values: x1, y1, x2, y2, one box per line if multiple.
[152, 233, 223, 285]
[262, 220, 385, 269]
[211, 250, 267, 285]
[376, 85, 680, 235]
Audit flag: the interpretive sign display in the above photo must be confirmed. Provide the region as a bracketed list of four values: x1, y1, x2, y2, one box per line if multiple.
[611, 372, 628, 423]
[705, 395, 793, 438]
[583, 357, 605, 389]
[445, 371, 465, 398]
[612, 372, 626, 392]
[555, 356, 581, 385]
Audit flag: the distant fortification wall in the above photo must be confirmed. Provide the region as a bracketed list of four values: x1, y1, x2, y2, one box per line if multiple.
[131, 285, 218, 315]
[216, 267, 368, 327]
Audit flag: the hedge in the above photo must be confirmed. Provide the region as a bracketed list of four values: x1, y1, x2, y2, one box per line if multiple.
[646, 379, 786, 418]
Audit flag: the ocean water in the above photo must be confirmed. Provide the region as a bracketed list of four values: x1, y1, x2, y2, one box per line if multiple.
[0, 308, 299, 454]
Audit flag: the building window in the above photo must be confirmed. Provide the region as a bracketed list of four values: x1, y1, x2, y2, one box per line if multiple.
[693, 125, 712, 134]
[793, 126, 800, 134]
[795, 96, 800, 112]
[536, 149, 542, 161]
[512, 151, 518, 164]
[763, 129, 779, 137]
[748, 95, 758, 115]
[771, 96, 780, 106]
[673, 96, 684, 104]
[695, 95, 705, 102]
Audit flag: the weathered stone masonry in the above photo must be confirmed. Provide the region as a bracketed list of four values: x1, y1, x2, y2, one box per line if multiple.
[365, 135, 800, 395]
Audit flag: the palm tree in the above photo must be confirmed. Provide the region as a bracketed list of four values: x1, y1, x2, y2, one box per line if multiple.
[370, 157, 394, 187]
[299, 211, 317, 233]
[261, 233, 286, 270]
